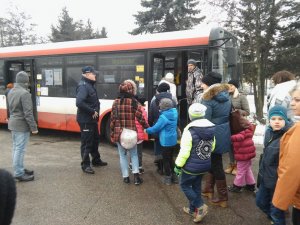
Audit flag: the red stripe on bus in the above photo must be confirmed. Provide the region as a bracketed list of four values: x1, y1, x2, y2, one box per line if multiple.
[0, 109, 8, 124]
[0, 37, 209, 58]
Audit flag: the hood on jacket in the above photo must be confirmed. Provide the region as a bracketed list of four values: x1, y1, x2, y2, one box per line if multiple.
[202, 83, 230, 102]
[161, 108, 178, 122]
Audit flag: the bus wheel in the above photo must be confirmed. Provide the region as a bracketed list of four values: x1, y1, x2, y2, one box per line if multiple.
[104, 117, 114, 145]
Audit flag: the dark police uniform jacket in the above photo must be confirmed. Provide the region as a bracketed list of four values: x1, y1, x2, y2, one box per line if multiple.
[76, 76, 100, 124]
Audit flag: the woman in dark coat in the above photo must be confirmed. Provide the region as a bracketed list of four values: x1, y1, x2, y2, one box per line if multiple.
[200, 72, 231, 208]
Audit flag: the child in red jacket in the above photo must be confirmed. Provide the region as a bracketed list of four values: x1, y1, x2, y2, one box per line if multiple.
[228, 123, 256, 192]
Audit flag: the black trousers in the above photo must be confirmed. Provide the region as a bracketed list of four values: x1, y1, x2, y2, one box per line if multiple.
[161, 146, 175, 176]
[293, 207, 300, 225]
[79, 123, 101, 168]
[209, 153, 225, 180]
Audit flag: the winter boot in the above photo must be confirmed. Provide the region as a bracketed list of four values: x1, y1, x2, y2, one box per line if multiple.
[244, 184, 256, 192]
[193, 204, 208, 223]
[201, 173, 215, 199]
[211, 180, 228, 208]
[231, 163, 237, 175]
[224, 163, 234, 174]
[163, 175, 172, 185]
[134, 173, 143, 185]
[228, 184, 242, 193]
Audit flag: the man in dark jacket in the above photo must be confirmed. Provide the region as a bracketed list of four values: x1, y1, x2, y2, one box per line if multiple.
[76, 66, 107, 174]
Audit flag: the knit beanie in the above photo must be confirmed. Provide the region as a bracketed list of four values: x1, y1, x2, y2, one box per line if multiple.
[119, 80, 134, 95]
[159, 98, 173, 111]
[188, 103, 207, 120]
[124, 79, 137, 95]
[187, 59, 197, 66]
[16, 71, 29, 84]
[157, 83, 170, 93]
[202, 72, 222, 86]
[228, 79, 240, 89]
[268, 105, 288, 123]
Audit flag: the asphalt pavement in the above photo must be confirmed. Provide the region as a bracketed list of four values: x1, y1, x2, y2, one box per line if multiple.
[0, 126, 292, 225]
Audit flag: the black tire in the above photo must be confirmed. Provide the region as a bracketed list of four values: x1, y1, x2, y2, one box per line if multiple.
[104, 117, 114, 145]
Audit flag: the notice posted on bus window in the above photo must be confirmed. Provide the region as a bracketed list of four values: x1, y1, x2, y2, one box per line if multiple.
[136, 65, 144, 72]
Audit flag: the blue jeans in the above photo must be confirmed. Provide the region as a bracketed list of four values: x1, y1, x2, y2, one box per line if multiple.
[11, 131, 30, 177]
[180, 171, 204, 212]
[117, 143, 139, 177]
[256, 181, 286, 225]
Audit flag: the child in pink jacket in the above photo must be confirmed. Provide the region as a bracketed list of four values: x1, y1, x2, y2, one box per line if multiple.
[228, 123, 256, 192]
[134, 98, 148, 174]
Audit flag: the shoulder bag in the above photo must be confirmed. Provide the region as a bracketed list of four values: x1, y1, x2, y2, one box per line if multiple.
[229, 105, 250, 135]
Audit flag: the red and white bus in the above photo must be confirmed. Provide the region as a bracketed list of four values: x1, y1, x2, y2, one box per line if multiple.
[0, 26, 242, 141]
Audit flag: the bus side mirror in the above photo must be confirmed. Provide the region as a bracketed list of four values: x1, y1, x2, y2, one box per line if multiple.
[227, 48, 238, 66]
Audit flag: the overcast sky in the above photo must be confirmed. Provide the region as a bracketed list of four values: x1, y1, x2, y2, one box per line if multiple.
[1, 0, 224, 38]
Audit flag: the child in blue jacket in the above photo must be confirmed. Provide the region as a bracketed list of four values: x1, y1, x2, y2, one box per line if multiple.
[174, 103, 215, 223]
[256, 105, 292, 224]
[146, 98, 178, 185]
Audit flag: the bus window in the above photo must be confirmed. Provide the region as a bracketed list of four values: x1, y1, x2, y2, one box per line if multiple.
[97, 52, 145, 99]
[65, 55, 96, 97]
[35, 57, 65, 97]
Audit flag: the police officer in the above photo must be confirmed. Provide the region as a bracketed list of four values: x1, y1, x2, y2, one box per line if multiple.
[76, 66, 107, 174]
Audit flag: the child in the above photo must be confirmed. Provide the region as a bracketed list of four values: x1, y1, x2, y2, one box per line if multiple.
[174, 103, 215, 223]
[134, 97, 148, 174]
[256, 105, 291, 224]
[146, 98, 178, 185]
[228, 123, 256, 193]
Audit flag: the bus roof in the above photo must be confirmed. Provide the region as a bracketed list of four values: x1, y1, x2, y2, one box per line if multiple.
[0, 28, 213, 58]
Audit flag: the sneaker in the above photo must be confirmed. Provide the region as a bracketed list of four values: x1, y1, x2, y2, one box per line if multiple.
[134, 174, 143, 185]
[244, 184, 256, 192]
[92, 160, 108, 167]
[139, 168, 144, 174]
[194, 204, 208, 223]
[183, 207, 195, 217]
[15, 174, 34, 182]
[82, 167, 95, 174]
[228, 184, 242, 193]
[123, 177, 130, 184]
[24, 169, 34, 175]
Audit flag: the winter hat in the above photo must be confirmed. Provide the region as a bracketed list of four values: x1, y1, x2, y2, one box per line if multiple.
[119, 80, 134, 95]
[188, 103, 207, 120]
[164, 73, 174, 83]
[202, 72, 222, 86]
[159, 98, 173, 111]
[124, 79, 137, 95]
[228, 79, 240, 89]
[157, 82, 170, 93]
[16, 71, 29, 84]
[82, 66, 97, 74]
[268, 105, 288, 123]
[187, 59, 197, 66]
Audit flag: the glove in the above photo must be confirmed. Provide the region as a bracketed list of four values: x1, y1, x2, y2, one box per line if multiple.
[174, 165, 182, 176]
